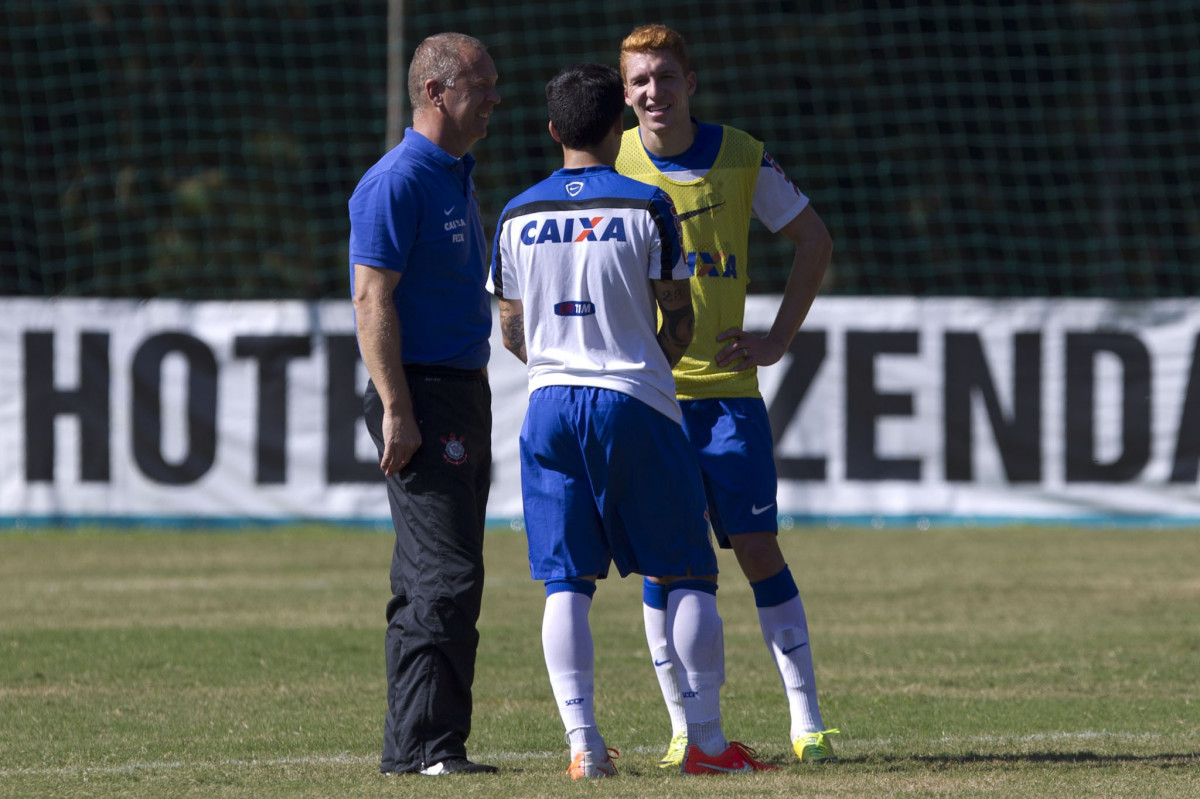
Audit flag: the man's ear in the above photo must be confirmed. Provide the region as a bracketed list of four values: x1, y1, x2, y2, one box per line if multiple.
[548, 120, 563, 144]
[425, 77, 444, 108]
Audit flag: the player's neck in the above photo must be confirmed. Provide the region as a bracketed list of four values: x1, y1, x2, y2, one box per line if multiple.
[639, 119, 697, 159]
[562, 133, 619, 169]
[562, 149, 610, 169]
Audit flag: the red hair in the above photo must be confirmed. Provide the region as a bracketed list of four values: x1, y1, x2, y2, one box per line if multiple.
[619, 24, 691, 81]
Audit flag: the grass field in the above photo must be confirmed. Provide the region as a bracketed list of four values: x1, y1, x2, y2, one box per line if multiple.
[1, 524, 1197, 798]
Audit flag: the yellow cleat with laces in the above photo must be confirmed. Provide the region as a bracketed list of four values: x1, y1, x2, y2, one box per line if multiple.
[657, 731, 688, 768]
[793, 729, 840, 763]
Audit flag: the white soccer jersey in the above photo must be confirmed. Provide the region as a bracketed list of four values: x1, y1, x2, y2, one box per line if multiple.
[490, 165, 690, 423]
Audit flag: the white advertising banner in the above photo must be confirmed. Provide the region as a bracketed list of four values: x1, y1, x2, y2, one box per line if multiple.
[1, 297, 1198, 526]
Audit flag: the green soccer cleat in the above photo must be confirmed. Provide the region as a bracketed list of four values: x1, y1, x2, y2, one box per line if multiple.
[793, 728, 840, 763]
[657, 731, 688, 768]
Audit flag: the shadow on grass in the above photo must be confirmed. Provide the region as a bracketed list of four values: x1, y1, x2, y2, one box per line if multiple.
[849, 752, 1198, 769]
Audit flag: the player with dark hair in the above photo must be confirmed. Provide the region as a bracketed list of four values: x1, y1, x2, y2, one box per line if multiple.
[491, 62, 776, 778]
[348, 32, 500, 776]
[617, 24, 839, 769]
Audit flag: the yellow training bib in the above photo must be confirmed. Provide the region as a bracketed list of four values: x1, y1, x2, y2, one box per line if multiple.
[616, 125, 763, 399]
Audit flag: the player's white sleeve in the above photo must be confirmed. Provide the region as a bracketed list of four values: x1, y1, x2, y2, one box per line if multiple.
[753, 151, 810, 233]
[496, 222, 521, 300]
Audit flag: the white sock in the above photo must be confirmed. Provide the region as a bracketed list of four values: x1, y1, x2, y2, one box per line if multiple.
[643, 598, 688, 737]
[542, 591, 604, 754]
[668, 587, 728, 756]
[758, 595, 824, 738]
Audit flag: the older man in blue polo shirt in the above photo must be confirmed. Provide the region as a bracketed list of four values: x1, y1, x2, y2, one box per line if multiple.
[348, 32, 500, 776]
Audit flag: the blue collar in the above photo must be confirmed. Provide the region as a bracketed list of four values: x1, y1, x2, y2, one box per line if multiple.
[643, 118, 722, 172]
[403, 127, 476, 176]
[553, 165, 617, 177]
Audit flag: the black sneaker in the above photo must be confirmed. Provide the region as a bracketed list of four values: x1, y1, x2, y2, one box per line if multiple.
[418, 757, 498, 775]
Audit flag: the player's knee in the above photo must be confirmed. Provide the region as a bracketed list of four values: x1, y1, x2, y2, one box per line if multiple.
[733, 532, 786, 580]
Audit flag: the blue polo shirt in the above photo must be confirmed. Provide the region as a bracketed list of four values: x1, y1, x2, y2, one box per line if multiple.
[348, 128, 491, 369]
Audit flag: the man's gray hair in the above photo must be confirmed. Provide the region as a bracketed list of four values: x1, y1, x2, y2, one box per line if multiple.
[408, 32, 487, 113]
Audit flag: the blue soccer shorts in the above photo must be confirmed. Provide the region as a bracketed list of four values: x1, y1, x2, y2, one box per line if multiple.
[679, 397, 779, 546]
[520, 385, 717, 581]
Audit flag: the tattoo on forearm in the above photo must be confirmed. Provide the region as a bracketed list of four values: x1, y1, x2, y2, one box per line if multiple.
[658, 282, 690, 305]
[501, 310, 527, 361]
[659, 302, 694, 350]
[653, 281, 694, 366]
[657, 300, 694, 367]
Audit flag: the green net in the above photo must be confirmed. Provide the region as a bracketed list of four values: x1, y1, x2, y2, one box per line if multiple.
[2, 1, 386, 298]
[3, 1, 1198, 299]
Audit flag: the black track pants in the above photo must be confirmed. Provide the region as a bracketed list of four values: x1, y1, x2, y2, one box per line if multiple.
[363, 368, 491, 773]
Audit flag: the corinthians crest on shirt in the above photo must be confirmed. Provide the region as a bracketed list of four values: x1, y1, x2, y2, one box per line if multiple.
[442, 433, 468, 466]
